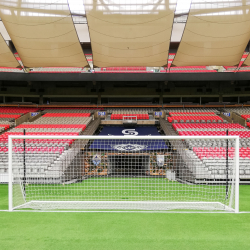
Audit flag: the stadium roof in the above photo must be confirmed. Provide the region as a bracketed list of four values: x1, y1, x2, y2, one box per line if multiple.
[0, 0, 250, 70]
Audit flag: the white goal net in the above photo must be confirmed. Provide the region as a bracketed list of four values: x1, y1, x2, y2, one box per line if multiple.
[8, 135, 239, 212]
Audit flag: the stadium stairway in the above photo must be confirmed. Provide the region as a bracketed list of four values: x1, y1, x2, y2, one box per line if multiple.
[159, 118, 196, 183]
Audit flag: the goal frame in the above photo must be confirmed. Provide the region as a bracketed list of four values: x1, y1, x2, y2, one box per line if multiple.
[8, 135, 240, 213]
[122, 116, 137, 122]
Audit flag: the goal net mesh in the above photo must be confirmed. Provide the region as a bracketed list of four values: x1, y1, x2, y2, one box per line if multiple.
[9, 136, 238, 212]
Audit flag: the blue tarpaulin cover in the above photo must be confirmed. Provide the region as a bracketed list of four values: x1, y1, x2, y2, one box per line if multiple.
[89, 126, 168, 151]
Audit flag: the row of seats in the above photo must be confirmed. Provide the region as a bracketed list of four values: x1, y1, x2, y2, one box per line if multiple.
[173, 123, 246, 131]
[109, 108, 150, 114]
[42, 113, 91, 117]
[223, 108, 250, 116]
[0, 124, 11, 134]
[169, 70, 217, 73]
[30, 68, 83, 73]
[42, 108, 100, 112]
[96, 71, 152, 73]
[31, 117, 92, 125]
[9, 139, 74, 147]
[168, 116, 224, 123]
[102, 67, 147, 71]
[169, 112, 216, 116]
[1, 146, 65, 154]
[241, 114, 250, 120]
[178, 131, 227, 136]
[164, 108, 219, 114]
[17, 124, 86, 129]
[0, 67, 23, 73]
[111, 114, 149, 120]
[0, 107, 38, 114]
[0, 124, 10, 129]
[193, 147, 250, 159]
[178, 131, 250, 137]
[0, 114, 21, 119]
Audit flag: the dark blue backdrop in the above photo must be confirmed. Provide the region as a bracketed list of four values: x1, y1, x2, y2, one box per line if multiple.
[90, 126, 168, 151]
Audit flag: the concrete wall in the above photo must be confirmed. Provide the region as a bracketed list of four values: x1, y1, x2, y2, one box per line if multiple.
[15, 113, 30, 126]
[220, 112, 233, 123]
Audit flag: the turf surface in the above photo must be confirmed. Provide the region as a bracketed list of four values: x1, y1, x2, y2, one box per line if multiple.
[0, 184, 249, 250]
[23, 177, 232, 203]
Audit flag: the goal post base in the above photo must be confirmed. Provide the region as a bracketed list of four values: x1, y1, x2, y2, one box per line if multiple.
[13, 201, 235, 212]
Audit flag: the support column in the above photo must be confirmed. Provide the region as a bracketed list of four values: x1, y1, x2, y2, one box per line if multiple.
[39, 95, 43, 105]
[98, 93, 101, 105]
[219, 94, 223, 103]
[159, 82, 163, 105]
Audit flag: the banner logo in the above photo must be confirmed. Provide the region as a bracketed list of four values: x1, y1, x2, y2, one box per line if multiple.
[31, 112, 39, 117]
[122, 129, 138, 136]
[157, 155, 164, 167]
[112, 144, 147, 151]
[92, 154, 101, 166]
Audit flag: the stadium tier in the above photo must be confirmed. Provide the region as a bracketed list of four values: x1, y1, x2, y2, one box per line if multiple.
[0, 106, 249, 185]
[0, 102, 246, 213]
[0, 107, 39, 133]
[164, 109, 250, 181]
[0, 108, 93, 181]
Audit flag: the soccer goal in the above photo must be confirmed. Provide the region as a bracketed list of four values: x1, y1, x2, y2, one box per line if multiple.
[8, 135, 239, 212]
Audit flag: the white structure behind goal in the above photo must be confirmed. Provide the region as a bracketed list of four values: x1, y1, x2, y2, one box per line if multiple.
[8, 135, 239, 212]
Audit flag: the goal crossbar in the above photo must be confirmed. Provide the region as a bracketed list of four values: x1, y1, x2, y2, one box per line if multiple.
[8, 135, 240, 213]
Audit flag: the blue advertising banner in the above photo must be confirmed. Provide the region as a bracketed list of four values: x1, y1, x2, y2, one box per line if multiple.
[98, 112, 106, 116]
[154, 112, 162, 116]
[90, 126, 168, 151]
[31, 112, 39, 117]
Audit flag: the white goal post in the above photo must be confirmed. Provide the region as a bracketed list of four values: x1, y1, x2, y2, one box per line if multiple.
[123, 116, 138, 122]
[8, 135, 239, 212]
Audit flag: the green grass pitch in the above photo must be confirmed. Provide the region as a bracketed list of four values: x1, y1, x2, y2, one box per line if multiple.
[0, 182, 250, 250]
[23, 177, 233, 204]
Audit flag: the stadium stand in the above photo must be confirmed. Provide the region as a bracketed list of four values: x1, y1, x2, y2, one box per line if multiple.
[167, 112, 224, 123]
[30, 67, 84, 73]
[0, 107, 39, 132]
[0, 108, 93, 181]
[108, 108, 152, 120]
[163, 108, 250, 181]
